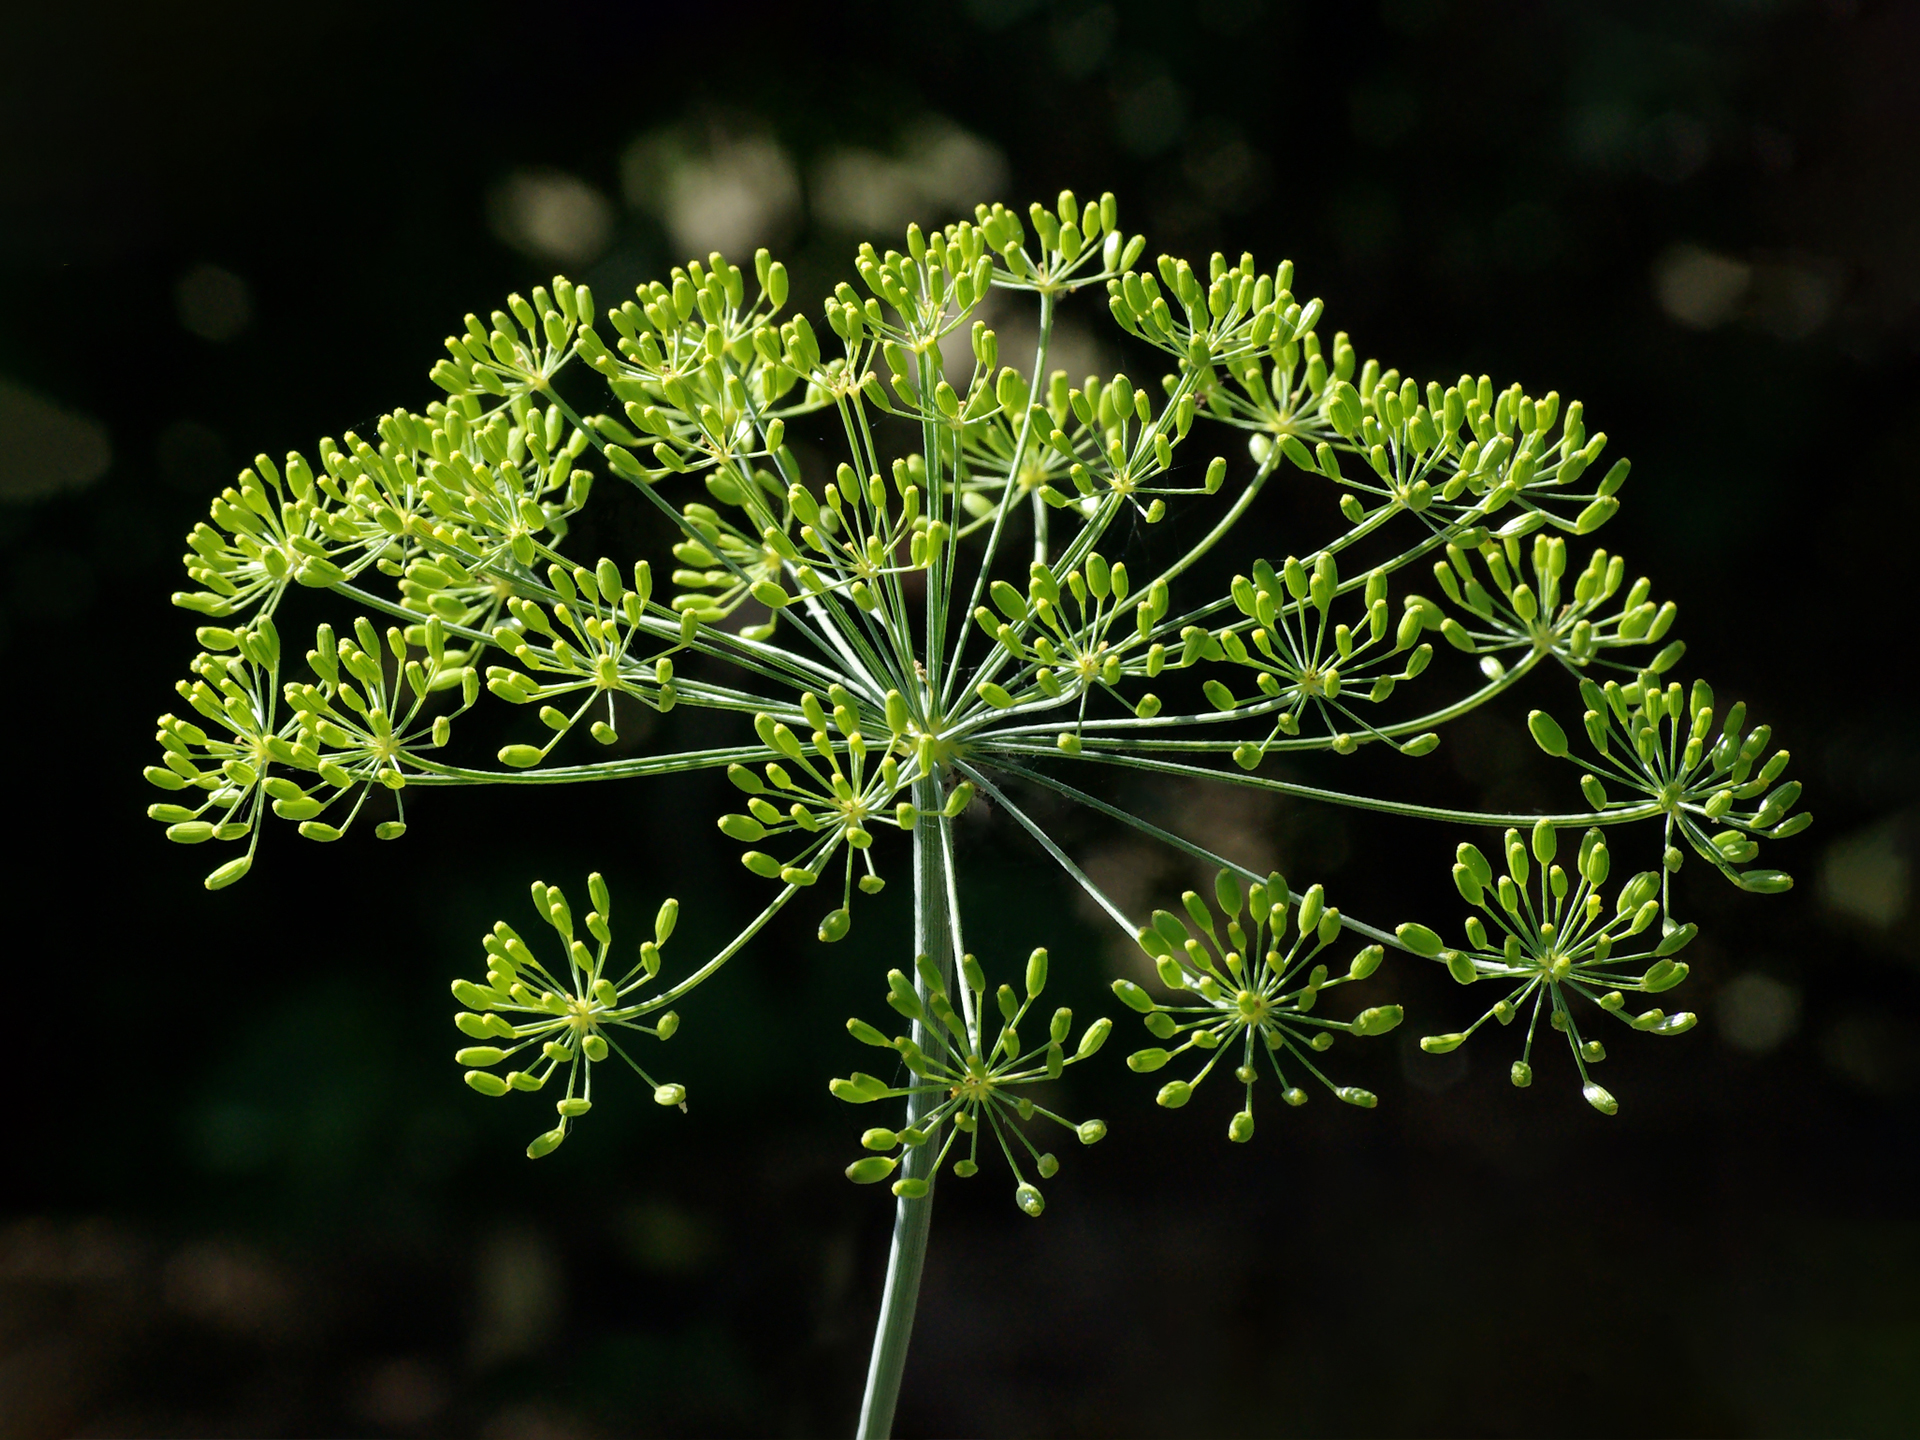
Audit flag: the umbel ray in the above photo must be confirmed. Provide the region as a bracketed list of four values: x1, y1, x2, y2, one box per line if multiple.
[146, 189, 1806, 1436]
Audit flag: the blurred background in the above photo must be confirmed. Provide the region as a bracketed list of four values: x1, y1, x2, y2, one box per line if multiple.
[3, 0, 1918, 1434]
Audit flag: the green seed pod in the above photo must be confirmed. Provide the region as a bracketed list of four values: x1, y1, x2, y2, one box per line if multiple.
[1156, 1080, 1193, 1109]
[977, 681, 1015, 708]
[1297, 884, 1325, 935]
[891, 1178, 930, 1199]
[1396, 922, 1443, 957]
[1445, 951, 1478, 985]
[204, 856, 252, 890]
[1015, 1183, 1045, 1217]
[1127, 1048, 1171, 1073]
[1420, 1033, 1466, 1054]
[861, 1128, 899, 1152]
[1026, 947, 1049, 998]
[1654, 921, 1697, 956]
[1077, 1018, 1112, 1058]
[1353, 1005, 1403, 1036]
[1510, 1061, 1532, 1088]
[1112, 979, 1155, 1013]
[1527, 710, 1569, 757]
[1336, 1087, 1377, 1108]
[847, 1018, 893, 1049]
[1581, 774, 1608, 807]
[1456, 843, 1493, 888]
[1318, 908, 1342, 945]
[1453, 865, 1484, 905]
[451, 979, 497, 1010]
[1349, 945, 1383, 980]
[526, 1128, 567, 1158]
[653, 1083, 687, 1107]
[1228, 1110, 1255, 1143]
[1532, 817, 1557, 864]
[846, 1156, 898, 1185]
[1582, 1082, 1618, 1116]
[1077, 1119, 1108, 1145]
[465, 1071, 510, 1097]
[818, 908, 851, 943]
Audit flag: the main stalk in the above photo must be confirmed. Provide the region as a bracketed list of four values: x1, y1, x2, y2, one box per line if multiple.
[855, 776, 950, 1439]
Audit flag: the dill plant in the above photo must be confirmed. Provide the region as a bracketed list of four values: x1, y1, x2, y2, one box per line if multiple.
[145, 189, 1808, 1434]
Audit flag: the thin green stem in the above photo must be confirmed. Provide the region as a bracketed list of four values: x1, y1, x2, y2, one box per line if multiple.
[856, 776, 950, 1440]
[981, 742, 1662, 828]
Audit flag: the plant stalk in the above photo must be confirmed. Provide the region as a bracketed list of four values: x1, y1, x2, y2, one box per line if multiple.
[855, 776, 951, 1439]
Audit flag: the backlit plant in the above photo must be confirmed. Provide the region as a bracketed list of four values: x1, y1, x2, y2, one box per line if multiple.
[145, 189, 1806, 1435]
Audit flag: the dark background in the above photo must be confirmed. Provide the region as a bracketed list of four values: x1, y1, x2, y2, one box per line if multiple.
[3, 0, 1918, 1435]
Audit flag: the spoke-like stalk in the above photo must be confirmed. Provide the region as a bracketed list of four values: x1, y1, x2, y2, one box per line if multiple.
[857, 775, 951, 1440]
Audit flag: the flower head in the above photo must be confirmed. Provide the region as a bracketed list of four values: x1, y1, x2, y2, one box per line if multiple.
[452, 874, 687, 1156]
[833, 947, 1110, 1216]
[1399, 820, 1698, 1114]
[1120, 870, 1400, 1136]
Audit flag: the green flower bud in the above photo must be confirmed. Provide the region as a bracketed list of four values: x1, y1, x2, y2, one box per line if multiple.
[1128, 1047, 1171, 1073]
[1421, 1033, 1466, 1054]
[1510, 1061, 1532, 1088]
[1336, 1086, 1377, 1108]
[1015, 1183, 1045, 1217]
[526, 1128, 567, 1158]
[1228, 1110, 1255, 1143]
[464, 1071, 510, 1097]
[861, 1128, 899, 1151]
[653, 1083, 687, 1107]
[818, 908, 851, 943]
[1112, 979, 1155, 1013]
[1582, 1082, 1618, 1116]
[1077, 1119, 1108, 1145]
